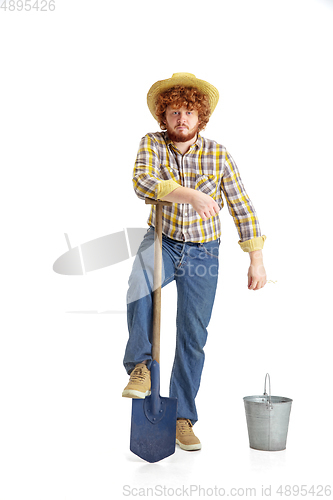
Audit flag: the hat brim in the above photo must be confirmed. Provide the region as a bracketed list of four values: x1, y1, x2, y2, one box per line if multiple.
[147, 73, 219, 121]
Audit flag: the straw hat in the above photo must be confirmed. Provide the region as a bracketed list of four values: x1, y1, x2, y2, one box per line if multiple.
[147, 72, 219, 121]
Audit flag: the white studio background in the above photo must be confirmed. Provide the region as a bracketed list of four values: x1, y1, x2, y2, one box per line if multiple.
[0, 0, 332, 498]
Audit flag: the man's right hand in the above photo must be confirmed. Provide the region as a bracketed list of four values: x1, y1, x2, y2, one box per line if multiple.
[189, 190, 220, 221]
[161, 186, 220, 221]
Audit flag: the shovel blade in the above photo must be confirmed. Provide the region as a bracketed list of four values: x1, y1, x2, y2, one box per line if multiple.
[130, 396, 177, 463]
[130, 360, 177, 463]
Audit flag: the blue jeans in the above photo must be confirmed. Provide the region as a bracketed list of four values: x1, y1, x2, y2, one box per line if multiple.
[123, 227, 220, 424]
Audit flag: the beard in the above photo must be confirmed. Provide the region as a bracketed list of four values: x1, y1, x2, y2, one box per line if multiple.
[166, 123, 200, 143]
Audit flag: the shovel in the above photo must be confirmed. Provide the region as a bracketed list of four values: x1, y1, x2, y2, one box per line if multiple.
[129, 199, 178, 463]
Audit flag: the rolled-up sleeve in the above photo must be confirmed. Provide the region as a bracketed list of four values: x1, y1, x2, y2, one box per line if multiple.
[221, 151, 266, 252]
[133, 134, 180, 200]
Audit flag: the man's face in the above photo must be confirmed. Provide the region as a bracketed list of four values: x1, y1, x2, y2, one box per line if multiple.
[164, 105, 200, 143]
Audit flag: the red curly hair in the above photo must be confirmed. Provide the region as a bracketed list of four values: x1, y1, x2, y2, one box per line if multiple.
[155, 86, 211, 132]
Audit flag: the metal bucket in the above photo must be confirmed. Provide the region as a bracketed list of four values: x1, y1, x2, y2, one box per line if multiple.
[243, 374, 292, 451]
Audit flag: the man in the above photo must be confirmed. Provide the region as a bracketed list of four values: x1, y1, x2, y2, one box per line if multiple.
[122, 73, 267, 451]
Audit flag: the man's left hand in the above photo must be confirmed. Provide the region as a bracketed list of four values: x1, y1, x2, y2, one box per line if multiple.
[247, 250, 267, 290]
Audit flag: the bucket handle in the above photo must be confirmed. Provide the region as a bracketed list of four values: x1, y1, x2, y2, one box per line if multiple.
[263, 373, 273, 410]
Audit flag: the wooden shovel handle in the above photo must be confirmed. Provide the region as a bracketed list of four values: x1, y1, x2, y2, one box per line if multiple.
[145, 199, 172, 363]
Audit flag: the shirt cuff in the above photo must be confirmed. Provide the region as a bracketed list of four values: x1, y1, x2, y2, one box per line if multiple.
[238, 235, 266, 252]
[157, 179, 181, 200]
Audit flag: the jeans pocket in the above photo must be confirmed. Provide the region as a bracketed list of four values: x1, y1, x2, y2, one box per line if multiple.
[144, 226, 154, 238]
[200, 242, 220, 259]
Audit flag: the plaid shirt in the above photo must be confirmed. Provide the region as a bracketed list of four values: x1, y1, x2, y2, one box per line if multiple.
[133, 131, 266, 250]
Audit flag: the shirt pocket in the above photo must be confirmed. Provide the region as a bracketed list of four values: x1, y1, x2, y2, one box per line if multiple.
[159, 163, 180, 182]
[195, 174, 218, 197]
